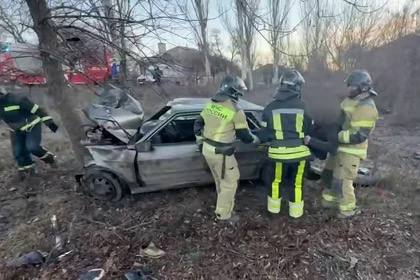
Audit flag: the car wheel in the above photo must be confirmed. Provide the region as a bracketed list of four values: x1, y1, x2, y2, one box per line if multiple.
[84, 169, 124, 201]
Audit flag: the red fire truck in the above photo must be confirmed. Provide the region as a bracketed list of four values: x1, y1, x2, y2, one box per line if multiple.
[0, 42, 111, 85]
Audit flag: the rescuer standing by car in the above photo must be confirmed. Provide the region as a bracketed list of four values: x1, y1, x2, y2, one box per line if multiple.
[305, 69, 379, 218]
[194, 76, 259, 221]
[256, 70, 314, 219]
[0, 85, 59, 180]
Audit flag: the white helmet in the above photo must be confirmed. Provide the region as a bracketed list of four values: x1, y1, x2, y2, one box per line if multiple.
[0, 86, 7, 96]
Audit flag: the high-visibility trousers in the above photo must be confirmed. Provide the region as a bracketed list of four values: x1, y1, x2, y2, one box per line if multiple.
[202, 142, 240, 220]
[10, 123, 53, 171]
[321, 152, 360, 215]
[263, 159, 307, 218]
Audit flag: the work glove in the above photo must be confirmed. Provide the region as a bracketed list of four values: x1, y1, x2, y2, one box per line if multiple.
[304, 135, 311, 145]
[251, 134, 260, 144]
[45, 119, 59, 133]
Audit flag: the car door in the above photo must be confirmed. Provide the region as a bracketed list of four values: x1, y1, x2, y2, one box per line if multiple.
[136, 112, 213, 189]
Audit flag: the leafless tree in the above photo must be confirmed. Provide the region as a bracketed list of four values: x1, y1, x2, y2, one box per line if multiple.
[209, 28, 223, 57]
[236, 0, 259, 90]
[299, 0, 332, 70]
[268, 0, 291, 83]
[177, 0, 211, 79]
[322, 0, 417, 70]
[0, 0, 31, 43]
[219, 3, 240, 63]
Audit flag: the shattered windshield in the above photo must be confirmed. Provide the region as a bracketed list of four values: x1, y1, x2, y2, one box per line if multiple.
[95, 87, 144, 116]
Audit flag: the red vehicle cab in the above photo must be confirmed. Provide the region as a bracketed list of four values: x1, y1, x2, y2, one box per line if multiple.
[0, 42, 111, 85]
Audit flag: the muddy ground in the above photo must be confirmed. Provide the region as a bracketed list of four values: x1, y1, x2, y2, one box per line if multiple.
[0, 82, 419, 279]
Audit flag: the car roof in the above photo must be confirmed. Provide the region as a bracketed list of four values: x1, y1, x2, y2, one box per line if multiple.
[166, 98, 263, 112]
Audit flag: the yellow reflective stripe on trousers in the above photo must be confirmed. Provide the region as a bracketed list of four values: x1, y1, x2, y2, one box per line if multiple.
[337, 146, 367, 158]
[30, 104, 39, 114]
[272, 162, 282, 199]
[295, 113, 304, 138]
[273, 113, 283, 140]
[338, 130, 350, 143]
[322, 192, 337, 202]
[41, 116, 52, 121]
[339, 201, 356, 212]
[4, 105, 20, 112]
[294, 160, 306, 202]
[267, 196, 281, 213]
[289, 201, 304, 218]
[18, 164, 34, 171]
[20, 117, 41, 131]
[350, 120, 375, 128]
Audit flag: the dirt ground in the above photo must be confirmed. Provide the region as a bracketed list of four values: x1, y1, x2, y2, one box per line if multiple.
[0, 82, 419, 280]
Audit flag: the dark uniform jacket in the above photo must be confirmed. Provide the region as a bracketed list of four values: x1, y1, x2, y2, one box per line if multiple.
[257, 89, 313, 162]
[0, 93, 52, 131]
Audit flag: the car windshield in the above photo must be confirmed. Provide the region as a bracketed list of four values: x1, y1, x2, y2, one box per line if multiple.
[94, 87, 144, 116]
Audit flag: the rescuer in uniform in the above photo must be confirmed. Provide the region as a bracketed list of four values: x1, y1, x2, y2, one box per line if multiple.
[256, 70, 313, 218]
[0, 85, 58, 180]
[305, 69, 379, 218]
[194, 76, 259, 221]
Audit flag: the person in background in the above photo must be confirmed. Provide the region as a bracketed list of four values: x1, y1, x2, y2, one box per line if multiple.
[0, 85, 58, 180]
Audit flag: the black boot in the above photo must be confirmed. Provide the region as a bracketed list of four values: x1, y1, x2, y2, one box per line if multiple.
[18, 166, 35, 181]
[41, 152, 57, 168]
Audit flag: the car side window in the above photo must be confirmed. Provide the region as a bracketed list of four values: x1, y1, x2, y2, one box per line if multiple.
[151, 114, 199, 144]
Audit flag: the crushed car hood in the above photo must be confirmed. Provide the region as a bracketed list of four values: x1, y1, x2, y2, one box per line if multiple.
[85, 87, 144, 143]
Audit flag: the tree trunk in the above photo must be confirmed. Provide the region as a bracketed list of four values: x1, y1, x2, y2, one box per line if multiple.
[200, 25, 211, 78]
[236, 0, 248, 81]
[119, 22, 128, 84]
[272, 63, 278, 85]
[102, 0, 124, 82]
[25, 0, 89, 167]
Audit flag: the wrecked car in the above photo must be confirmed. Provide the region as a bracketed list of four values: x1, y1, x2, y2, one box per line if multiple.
[79, 88, 378, 201]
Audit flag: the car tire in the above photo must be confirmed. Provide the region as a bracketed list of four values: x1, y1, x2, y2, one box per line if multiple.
[84, 169, 124, 201]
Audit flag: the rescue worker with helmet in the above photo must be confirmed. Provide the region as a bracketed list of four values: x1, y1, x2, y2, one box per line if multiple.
[256, 69, 313, 219]
[305, 69, 378, 218]
[0, 85, 58, 180]
[194, 76, 259, 221]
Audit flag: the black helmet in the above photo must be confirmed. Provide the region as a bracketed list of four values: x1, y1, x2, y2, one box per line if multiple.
[278, 69, 305, 93]
[214, 75, 247, 101]
[345, 69, 374, 93]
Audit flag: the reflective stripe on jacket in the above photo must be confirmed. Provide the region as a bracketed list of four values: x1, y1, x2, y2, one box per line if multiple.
[337, 96, 378, 159]
[0, 93, 51, 131]
[257, 91, 313, 162]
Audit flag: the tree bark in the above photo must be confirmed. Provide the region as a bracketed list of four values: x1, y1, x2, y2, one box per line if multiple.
[201, 25, 211, 78]
[236, 0, 248, 81]
[25, 0, 88, 167]
[119, 21, 128, 84]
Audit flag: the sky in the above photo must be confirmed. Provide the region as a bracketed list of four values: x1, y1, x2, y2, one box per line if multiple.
[153, 0, 416, 64]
